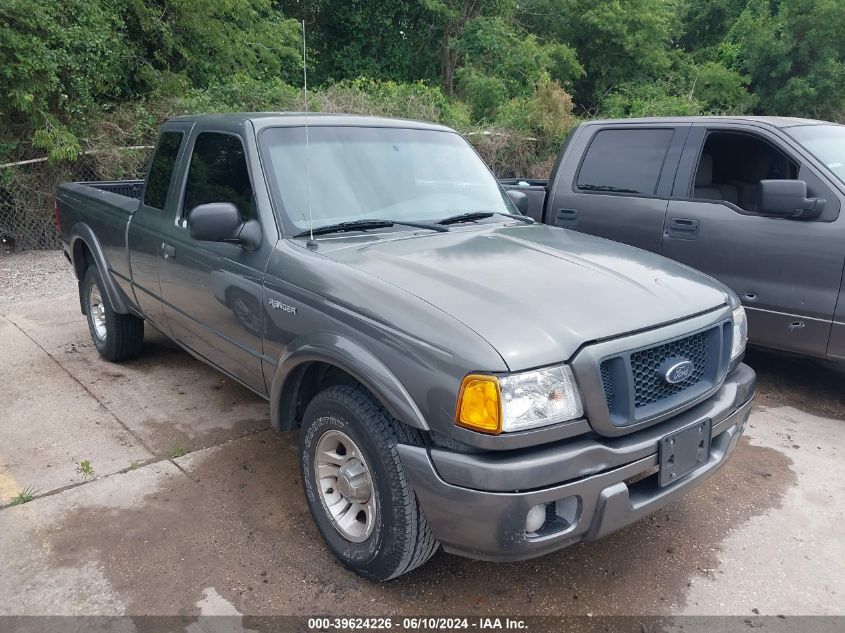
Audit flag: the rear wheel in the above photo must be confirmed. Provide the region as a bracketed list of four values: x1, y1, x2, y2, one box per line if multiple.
[83, 266, 144, 362]
[299, 384, 439, 581]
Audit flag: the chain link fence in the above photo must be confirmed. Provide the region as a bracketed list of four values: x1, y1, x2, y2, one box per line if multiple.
[0, 147, 152, 251]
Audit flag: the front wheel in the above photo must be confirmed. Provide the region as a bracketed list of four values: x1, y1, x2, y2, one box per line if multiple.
[300, 384, 439, 581]
[83, 266, 144, 362]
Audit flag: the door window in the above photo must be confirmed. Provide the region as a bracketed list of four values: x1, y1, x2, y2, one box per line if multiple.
[576, 128, 674, 195]
[691, 132, 797, 212]
[183, 133, 255, 220]
[143, 132, 183, 210]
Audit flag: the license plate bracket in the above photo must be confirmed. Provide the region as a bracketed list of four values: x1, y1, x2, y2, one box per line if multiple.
[658, 419, 712, 487]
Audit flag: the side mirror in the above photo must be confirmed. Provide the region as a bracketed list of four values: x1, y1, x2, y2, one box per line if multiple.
[187, 203, 262, 250]
[759, 180, 825, 220]
[506, 189, 529, 215]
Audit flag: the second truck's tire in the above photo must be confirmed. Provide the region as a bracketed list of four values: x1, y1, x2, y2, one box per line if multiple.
[300, 384, 439, 581]
[83, 266, 145, 362]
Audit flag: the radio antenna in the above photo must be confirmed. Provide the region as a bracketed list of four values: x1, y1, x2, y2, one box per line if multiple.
[302, 19, 316, 246]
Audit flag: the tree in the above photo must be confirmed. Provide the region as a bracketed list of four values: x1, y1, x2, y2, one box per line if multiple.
[422, 0, 516, 96]
[274, 0, 440, 86]
[725, 0, 845, 118]
[520, 0, 679, 108]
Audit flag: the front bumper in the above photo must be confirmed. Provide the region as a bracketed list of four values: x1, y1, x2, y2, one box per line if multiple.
[398, 363, 755, 561]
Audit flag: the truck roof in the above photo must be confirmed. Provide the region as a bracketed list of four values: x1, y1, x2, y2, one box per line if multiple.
[167, 112, 455, 132]
[584, 115, 832, 129]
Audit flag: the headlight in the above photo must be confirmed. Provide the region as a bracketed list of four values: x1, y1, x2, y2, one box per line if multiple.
[731, 306, 748, 361]
[456, 365, 583, 434]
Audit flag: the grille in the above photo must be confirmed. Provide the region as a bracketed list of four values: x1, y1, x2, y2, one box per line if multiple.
[600, 362, 615, 411]
[629, 332, 708, 408]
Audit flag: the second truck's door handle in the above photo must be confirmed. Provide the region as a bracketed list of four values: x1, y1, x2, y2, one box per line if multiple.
[161, 242, 176, 258]
[555, 208, 579, 228]
[666, 217, 700, 240]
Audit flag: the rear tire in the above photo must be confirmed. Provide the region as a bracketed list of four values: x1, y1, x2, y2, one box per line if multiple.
[300, 384, 439, 581]
[83, 266, 144, 362]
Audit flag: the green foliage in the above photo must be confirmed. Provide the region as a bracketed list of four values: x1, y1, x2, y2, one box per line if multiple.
[522, 0, 677, 107]
[76, 459, 95, 480]
[126, 0, 301, 92]
[725, 0, 845, 119]
[10, 486, 39, 505]
[496, 81, 578, 143]
[176, 76, 300, 114]
[455, 68, 509, 121]
[2, 0, 844, 175]
[601, 81, 701, 119]
[276, 0, 440, 85]
[688, 61, 756, 114]
[314, 79, 471, 130]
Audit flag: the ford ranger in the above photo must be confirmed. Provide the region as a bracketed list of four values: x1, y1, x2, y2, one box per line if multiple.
[56, 113, 755, 581]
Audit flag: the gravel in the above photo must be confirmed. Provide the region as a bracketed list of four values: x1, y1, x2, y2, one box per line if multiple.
[0, 250, 75, 306]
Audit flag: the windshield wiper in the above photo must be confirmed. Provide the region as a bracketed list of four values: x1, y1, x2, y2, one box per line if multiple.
[294, 219, 448, 238]
[436, 211, 534, 226]
[578, 184, 639, 193]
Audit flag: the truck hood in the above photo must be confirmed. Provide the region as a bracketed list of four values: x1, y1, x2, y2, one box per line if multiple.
[318, 223, 730, 370]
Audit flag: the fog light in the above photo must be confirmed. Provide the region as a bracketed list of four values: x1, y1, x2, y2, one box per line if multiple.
[526, 504, 547, 533]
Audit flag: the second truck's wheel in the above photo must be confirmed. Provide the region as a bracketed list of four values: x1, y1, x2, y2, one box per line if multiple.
[300, 384, 439, 581]
[83, 266, 145, 362]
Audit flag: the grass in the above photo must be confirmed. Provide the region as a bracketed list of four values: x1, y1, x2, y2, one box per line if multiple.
[10, 486, 39, 505]
[170, 444, 188, 459]
[76, 459, 95, 480]
[128, 461, 141, 471]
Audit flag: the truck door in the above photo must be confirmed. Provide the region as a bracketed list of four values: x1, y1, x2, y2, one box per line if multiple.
[157, 124, 277, 395]
[662, 123, 845, 357]
[127, 123, 191, 332]
[546, 123, 689, 253]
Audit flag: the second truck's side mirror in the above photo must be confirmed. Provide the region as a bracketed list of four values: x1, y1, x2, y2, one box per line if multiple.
[187, 202, 262, 250]
[758, 180, 825, 220]
[506, 189, 529, 215]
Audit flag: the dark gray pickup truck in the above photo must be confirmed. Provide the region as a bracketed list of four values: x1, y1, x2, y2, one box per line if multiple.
[503, 116, 845, 362]
[57, 113, 754, 581]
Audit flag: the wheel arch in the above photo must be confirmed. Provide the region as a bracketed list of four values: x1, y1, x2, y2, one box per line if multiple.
[270, 333, 429, 433]
[70, 225, 130, 314]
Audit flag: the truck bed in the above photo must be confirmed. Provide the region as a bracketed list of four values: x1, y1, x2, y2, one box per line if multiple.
[76, 180, 145, 200]
[56, 180, 145, 307]
[499, 178, 548, 222]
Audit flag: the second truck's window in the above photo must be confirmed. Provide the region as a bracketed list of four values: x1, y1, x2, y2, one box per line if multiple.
[184, 133, 255, 221]
[577, 129, 674, 195]
[143, 132, 183, 210]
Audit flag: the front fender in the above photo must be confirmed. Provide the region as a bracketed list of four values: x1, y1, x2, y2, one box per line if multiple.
[270, 332, 429, 432]
[70, 224, 130, 314]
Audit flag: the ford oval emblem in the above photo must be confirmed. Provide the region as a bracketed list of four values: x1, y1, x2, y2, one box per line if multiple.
[662, 359, 695, 385]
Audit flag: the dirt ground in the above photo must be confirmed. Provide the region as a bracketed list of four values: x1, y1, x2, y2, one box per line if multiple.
[0, 251, 843, 622]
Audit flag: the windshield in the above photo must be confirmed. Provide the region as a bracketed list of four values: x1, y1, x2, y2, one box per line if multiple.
[787, 124, 845, 185]
[259, 126, 516, 231]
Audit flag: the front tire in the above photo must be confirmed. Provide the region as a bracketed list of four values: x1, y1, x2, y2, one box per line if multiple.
[83, 266, 144, 362]
[300, 384, 439, 581]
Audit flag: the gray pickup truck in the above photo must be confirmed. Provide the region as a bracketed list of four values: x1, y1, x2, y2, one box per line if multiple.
[503, 116, 845, 362]
[57, 113, 754, 581]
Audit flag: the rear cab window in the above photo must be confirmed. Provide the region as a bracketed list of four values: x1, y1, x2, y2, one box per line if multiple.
[143, 132, 184, 210]
[576, 128, 674, 195]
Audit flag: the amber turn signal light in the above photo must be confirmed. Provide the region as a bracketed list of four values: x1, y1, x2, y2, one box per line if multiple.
[455, 374, 501, 434]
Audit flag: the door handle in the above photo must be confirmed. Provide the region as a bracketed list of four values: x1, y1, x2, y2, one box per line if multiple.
[666, 217, 700, 240]
[161, 242, 176, 259]
[668, 217, 699, 231]
[555, 208, 579, 228]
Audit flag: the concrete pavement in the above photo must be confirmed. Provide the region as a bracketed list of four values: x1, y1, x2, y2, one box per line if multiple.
[0, 252, 843, 618]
